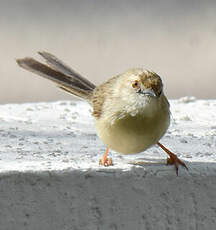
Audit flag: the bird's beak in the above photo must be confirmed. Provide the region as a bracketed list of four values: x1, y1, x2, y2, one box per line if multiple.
[139, 88, 157, 97]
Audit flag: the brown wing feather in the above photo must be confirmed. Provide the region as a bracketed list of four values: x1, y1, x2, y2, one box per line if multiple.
[91, 75, 119, 118]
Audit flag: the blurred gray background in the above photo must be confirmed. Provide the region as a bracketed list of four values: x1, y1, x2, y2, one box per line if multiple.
[0, 0, 216, 103]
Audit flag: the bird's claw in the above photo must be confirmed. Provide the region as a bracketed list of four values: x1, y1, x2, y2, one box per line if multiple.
[99, 157, 113, 167]
[166, 153, 188, 176]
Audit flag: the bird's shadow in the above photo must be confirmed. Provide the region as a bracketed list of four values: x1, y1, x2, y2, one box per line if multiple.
[127, 158, 166, 167]
[127, 158, 216, 176]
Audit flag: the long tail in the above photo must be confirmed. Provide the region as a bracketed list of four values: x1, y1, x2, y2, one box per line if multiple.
[16, 51, 96, 101]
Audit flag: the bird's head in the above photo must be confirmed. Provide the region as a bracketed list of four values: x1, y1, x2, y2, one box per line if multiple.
[118, 68, 163, 101]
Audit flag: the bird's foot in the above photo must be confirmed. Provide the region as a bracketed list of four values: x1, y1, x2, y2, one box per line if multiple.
[99, 147, 113, 167]
[166, 153, 188, 176]
[157, 142, 188, 176]
[99, 157, 113, 167]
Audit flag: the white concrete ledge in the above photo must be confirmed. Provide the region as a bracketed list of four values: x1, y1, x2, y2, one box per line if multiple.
[0, 99, 216, 230]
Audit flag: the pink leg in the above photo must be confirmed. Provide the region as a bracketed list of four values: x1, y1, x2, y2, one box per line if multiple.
[99, 147, 113, 166]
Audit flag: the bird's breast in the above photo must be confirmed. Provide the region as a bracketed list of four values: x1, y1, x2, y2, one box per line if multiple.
[95, 104, 170, 154]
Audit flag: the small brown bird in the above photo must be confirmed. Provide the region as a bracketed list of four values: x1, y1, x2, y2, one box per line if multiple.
[16, 52, 187, 175]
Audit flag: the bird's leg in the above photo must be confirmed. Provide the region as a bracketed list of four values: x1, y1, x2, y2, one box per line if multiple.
[99, 147, 113, 166]
[157, 142, 188, 175]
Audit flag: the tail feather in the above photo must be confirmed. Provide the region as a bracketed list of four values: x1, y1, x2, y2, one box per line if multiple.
[16, 53, 95, 101]
[38, 51, 95, 90]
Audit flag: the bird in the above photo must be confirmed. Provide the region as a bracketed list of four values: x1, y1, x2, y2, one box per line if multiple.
[16, 51, 188, 175]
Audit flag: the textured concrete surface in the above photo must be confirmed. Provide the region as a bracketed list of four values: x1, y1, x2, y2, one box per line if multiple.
[0, 99, 216, 230]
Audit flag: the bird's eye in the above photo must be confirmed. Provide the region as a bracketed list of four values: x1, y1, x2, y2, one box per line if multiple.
[132, 80, 139, 88]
